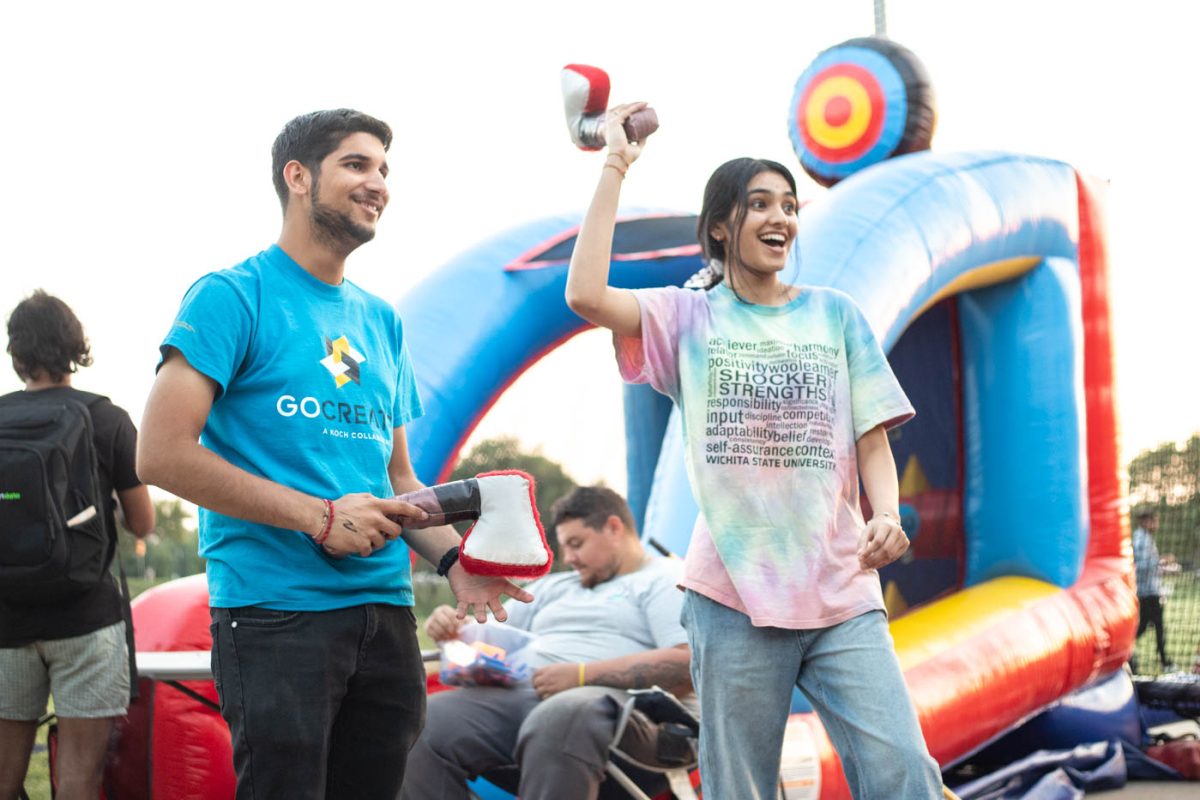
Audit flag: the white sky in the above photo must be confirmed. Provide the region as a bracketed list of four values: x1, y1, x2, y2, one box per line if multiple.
[1, 0, 1196, 496]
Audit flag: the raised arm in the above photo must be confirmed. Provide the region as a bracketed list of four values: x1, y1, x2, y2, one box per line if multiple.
[564, 103, 647, 338]
[855, 424, 908, 570]
[137, 349, 422, 558]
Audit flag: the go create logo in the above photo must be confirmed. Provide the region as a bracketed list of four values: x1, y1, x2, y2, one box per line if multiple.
[320, 335, 365, 388]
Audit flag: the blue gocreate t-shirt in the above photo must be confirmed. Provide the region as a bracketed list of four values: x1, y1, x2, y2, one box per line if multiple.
[161, 244, 424, 610]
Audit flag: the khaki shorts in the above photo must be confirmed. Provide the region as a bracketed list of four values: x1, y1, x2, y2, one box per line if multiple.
[0, 621, 129, 720]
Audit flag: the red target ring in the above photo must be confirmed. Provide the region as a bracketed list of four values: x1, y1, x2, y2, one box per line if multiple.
[797, 63, 886, 164]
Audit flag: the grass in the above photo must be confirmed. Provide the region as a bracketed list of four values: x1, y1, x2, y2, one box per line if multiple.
[22, 717, 52, 799]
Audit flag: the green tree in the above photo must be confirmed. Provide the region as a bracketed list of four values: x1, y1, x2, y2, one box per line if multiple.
[411, 436, 580, 618]
[1127, 434, 1200, 569]
[117, 498, 205, 580]
[449, 435, 578, 547]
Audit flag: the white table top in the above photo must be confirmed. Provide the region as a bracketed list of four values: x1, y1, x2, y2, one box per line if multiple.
[136, 648, 441, 682]
[135, 650, 212, 681]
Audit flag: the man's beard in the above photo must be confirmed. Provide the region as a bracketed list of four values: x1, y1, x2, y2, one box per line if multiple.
[310, 181, 376, 253]
[578, 557, 620, 589]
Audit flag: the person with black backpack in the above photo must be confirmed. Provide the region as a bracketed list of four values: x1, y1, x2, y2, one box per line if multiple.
[0, 290, 155, 800]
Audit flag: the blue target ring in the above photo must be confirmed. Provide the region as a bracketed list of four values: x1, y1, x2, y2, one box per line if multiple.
[789, 38, 936, 186]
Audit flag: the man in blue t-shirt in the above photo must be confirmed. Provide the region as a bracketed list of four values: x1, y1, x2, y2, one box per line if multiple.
[137, 109, 531, 800]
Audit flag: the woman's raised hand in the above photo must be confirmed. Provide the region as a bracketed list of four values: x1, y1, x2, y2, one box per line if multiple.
[605, 102, 649, 174]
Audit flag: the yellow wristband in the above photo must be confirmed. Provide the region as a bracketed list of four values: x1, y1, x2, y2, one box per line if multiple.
[578, 662, 586, 686]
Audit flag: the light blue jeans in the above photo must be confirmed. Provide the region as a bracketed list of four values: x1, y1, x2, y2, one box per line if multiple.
[681, 591, 942, 800]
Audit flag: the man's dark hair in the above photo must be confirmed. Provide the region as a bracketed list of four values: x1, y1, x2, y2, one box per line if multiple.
[550, 485, 636, 534]
[6, 290, 93, 382]
[1135, 509, 1157, 525]
[271, 109, 393, 211]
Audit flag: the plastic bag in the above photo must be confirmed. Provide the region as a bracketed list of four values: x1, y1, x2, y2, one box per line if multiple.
[438, 621, 535, 688]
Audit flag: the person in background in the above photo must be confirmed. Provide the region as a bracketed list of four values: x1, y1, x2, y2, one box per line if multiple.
[402, 486, 691, 800]
[1132, 509, 1173, 672]
[0, 290, 155, 800]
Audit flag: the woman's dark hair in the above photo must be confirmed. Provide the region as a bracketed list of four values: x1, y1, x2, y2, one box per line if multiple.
[271, 108, 393, 212]
[695, 157, 798, 291]
[550, 485, 636, 534]
[6, 290, 93, 382]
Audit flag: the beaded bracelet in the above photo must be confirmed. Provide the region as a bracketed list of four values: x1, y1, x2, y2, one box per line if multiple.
[314, 499, 335, 545]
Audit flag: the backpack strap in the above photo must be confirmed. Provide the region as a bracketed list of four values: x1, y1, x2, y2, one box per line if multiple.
[69, 389, 108, 410]
[69, 391, 140, 700]
[115, 548, 139, 701]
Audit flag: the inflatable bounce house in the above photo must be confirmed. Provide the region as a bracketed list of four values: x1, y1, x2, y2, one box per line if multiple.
[109, 37, 1139, 799]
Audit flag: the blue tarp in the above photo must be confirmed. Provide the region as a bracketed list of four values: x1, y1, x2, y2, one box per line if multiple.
[952, 740, 1183, 800]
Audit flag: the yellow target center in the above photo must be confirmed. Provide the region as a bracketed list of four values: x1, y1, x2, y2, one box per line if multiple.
[805, 76, 873, 149]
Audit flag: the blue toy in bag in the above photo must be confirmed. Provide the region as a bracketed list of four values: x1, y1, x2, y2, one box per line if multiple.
[439, 620, 535, 688]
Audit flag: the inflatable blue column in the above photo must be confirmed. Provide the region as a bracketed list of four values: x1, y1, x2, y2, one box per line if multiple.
[622, 383, 674, 532]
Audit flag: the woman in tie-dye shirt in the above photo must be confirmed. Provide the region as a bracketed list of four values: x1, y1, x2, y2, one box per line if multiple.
[565, 103, 943, 799]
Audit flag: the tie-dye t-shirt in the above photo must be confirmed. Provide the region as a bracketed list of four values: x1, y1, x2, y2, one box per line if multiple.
[616, 283, 914, 629]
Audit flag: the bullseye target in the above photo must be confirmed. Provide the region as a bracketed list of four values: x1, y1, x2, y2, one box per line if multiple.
[789, 37, 936, 187]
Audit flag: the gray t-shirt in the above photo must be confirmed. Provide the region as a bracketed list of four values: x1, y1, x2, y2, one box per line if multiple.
[502, 556, 687, 670]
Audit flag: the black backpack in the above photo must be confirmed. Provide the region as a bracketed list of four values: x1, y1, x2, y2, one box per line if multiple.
[0, 391, 110, 603]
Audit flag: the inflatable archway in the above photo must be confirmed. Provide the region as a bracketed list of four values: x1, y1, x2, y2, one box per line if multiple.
[113, 150, 1133, 799]
[112, 38, 1135, 799]
[398, 150, 1135, 797]
[400, 212, 703, 483]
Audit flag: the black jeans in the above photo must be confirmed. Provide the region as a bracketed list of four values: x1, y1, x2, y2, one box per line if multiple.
[210, 604, 426, 800]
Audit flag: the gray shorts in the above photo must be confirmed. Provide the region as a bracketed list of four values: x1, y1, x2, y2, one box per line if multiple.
[0, 621, 129, 720]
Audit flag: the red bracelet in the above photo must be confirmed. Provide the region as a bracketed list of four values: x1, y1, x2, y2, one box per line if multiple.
[314, 499, 334, 545]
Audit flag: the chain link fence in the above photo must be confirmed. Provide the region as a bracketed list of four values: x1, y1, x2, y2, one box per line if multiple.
[1127, 435, 1200, 676]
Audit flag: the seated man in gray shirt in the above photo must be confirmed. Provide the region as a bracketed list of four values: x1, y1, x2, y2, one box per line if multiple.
[401, 485, 691, 800]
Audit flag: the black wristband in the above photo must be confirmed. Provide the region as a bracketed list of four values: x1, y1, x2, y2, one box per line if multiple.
[436, 545, 461, 577]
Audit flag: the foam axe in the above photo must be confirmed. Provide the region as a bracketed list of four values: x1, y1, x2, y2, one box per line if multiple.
[393, 470, 553, 579]
[561, 63, 658, 151]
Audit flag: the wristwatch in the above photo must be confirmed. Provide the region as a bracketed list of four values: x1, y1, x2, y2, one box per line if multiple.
[436, 545, 461, 577]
